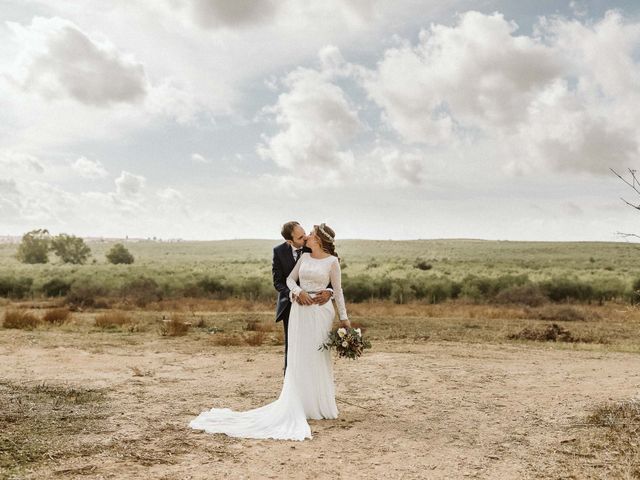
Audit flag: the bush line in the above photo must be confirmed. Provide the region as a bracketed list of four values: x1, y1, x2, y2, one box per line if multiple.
[0, 273, 635, 305]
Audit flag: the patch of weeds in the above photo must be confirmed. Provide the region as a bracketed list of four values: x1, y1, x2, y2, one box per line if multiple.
[128, 366, 154, 377]
[243, 318, 275, 332]
[2, 310, 40, 330]
[0, 380, 107, 479]
[95, 311, 132, 329]
[244, 331, 266, 346]
[530, 305, 593, 322]
[42, 308, 71, 325]
[158, 314, 190, 336]
[552, 398, 640, 479]
[212, 334, 243, 346]
[508, 323, 600, 343]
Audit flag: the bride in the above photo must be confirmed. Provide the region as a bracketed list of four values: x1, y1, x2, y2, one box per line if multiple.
[189, 223, 350, 441]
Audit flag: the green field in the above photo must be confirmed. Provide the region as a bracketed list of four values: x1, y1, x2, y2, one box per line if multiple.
[1, 239, 639, 303]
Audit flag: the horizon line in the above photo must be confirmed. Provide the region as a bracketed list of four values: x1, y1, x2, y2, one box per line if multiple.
[0, 235, 635, 244]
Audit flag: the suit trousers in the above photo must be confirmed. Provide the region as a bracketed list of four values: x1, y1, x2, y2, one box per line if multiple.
[282, 315, 289, 373]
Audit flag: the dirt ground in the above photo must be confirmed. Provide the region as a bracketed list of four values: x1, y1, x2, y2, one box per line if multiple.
[2, 328, 639, 479]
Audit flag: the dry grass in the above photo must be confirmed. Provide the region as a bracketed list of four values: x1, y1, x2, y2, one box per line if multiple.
[272, 330, 285, 346]
[350, 320, 367, 333]
[94, 311, 132, 329]
[507, 323, 603, 343]
[586, 398, 640, 478]
[0, 380, 107, 479]
[159, 315, 190, 336]
[42, 307, 71, 325]
[129, 366, 154, 377]
[1, 300, 638, 352]
[552, 398, 640, 479]
[588, 397, 640, 431]
[146, 298, 273, 313]
[529, 305, 595, 322]
[130, 297, 640, 322]
[244, 331, 266, 346]
[244, 317, 275, 332]
[494, 284, 548, 307]
[212, 334, 244, 346]
[2, 309, 40, 330]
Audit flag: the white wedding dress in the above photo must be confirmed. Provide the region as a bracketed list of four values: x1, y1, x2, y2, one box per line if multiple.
[189, 253, 348, 441]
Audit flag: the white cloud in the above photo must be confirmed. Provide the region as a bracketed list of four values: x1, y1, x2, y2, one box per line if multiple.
[0, 150, 45, 175]
[543, 11, 640, 99]
[191, 153, 210, 163]
[363, 11, 563, 144]
[7, 17, 147, 106]
[2, 3, 640, 241]
[569, 1, 588, 17]
[187, 0, 280, 29]
[157, 187, 183, 200]
[146, 79, 218, 125]
[257, 65, 362, 176]
[71, 156, 108, 179]
[177, 0, 383, 31]
[362, 10, 640, 174]
[0, 179, 21, 220]
[115, 171, 146, 197]
[375, 147, 425, 185]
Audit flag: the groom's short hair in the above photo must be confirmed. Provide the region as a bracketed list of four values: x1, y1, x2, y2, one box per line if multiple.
[281, 221, 300, 241]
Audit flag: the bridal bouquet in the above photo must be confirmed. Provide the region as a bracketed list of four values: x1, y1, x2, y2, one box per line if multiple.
[319, 327, 371, 359]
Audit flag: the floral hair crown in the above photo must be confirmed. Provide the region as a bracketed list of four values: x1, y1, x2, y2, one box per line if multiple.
[315, 223, 335, 244]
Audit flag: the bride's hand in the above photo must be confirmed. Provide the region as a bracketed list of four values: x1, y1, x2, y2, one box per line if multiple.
[297, 291, 314, 305]
[340, 319, 351, 329]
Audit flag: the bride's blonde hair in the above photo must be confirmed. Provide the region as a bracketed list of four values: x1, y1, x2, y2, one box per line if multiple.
[313, 223, 338, 258]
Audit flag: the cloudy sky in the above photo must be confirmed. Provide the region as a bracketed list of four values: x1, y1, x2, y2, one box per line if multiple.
[1, 0, 640, 241]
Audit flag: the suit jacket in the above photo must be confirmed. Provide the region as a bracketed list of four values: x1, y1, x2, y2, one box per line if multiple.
[272, 242, 309, 322]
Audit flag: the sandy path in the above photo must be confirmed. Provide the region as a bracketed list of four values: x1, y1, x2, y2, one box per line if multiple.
[2, 331, 639, 479]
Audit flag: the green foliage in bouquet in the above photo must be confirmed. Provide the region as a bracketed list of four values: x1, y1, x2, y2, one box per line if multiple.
[319, 327, 372, 359]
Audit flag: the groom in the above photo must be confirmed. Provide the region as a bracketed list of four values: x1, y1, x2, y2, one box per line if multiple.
[272, 221, 332, 373]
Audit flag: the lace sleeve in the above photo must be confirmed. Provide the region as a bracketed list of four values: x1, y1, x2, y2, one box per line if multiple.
[329, 257, 348, 321]
[286, 254, 304, 297]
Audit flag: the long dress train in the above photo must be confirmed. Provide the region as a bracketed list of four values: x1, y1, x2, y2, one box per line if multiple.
[188, 253, 348, 441]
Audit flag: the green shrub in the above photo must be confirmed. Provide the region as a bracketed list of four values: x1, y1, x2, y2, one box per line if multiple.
[342, 275, 376, 303]
[540, 277, 595, 302]
[194, 276, 234, 298]
[121, 276, 162, 307]
[0, 276, 33, 299]
[410, 277, 455, 304]
[390, 279, 412, 304]
[459, 275, 494, 301]
[413, 259, 433, 271]
[41, 278, 72, 297]
[494, 284, 547, 307]
[631, 277, 640, 304]
[106, 243, 134, 264]
[235, 276, 272, 301]
[66, 281, 106, 308]
[590, 278, 626, 303]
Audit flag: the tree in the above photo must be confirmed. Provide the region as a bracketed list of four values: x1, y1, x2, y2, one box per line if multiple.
[611, 168, 640, 240]
[106, 243, 134, 264]
[16, 229, 51, 264]
[51, 234, 92, 264]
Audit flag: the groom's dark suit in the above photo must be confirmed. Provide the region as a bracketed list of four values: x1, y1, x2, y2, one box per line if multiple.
[272, 242, 310, 372]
